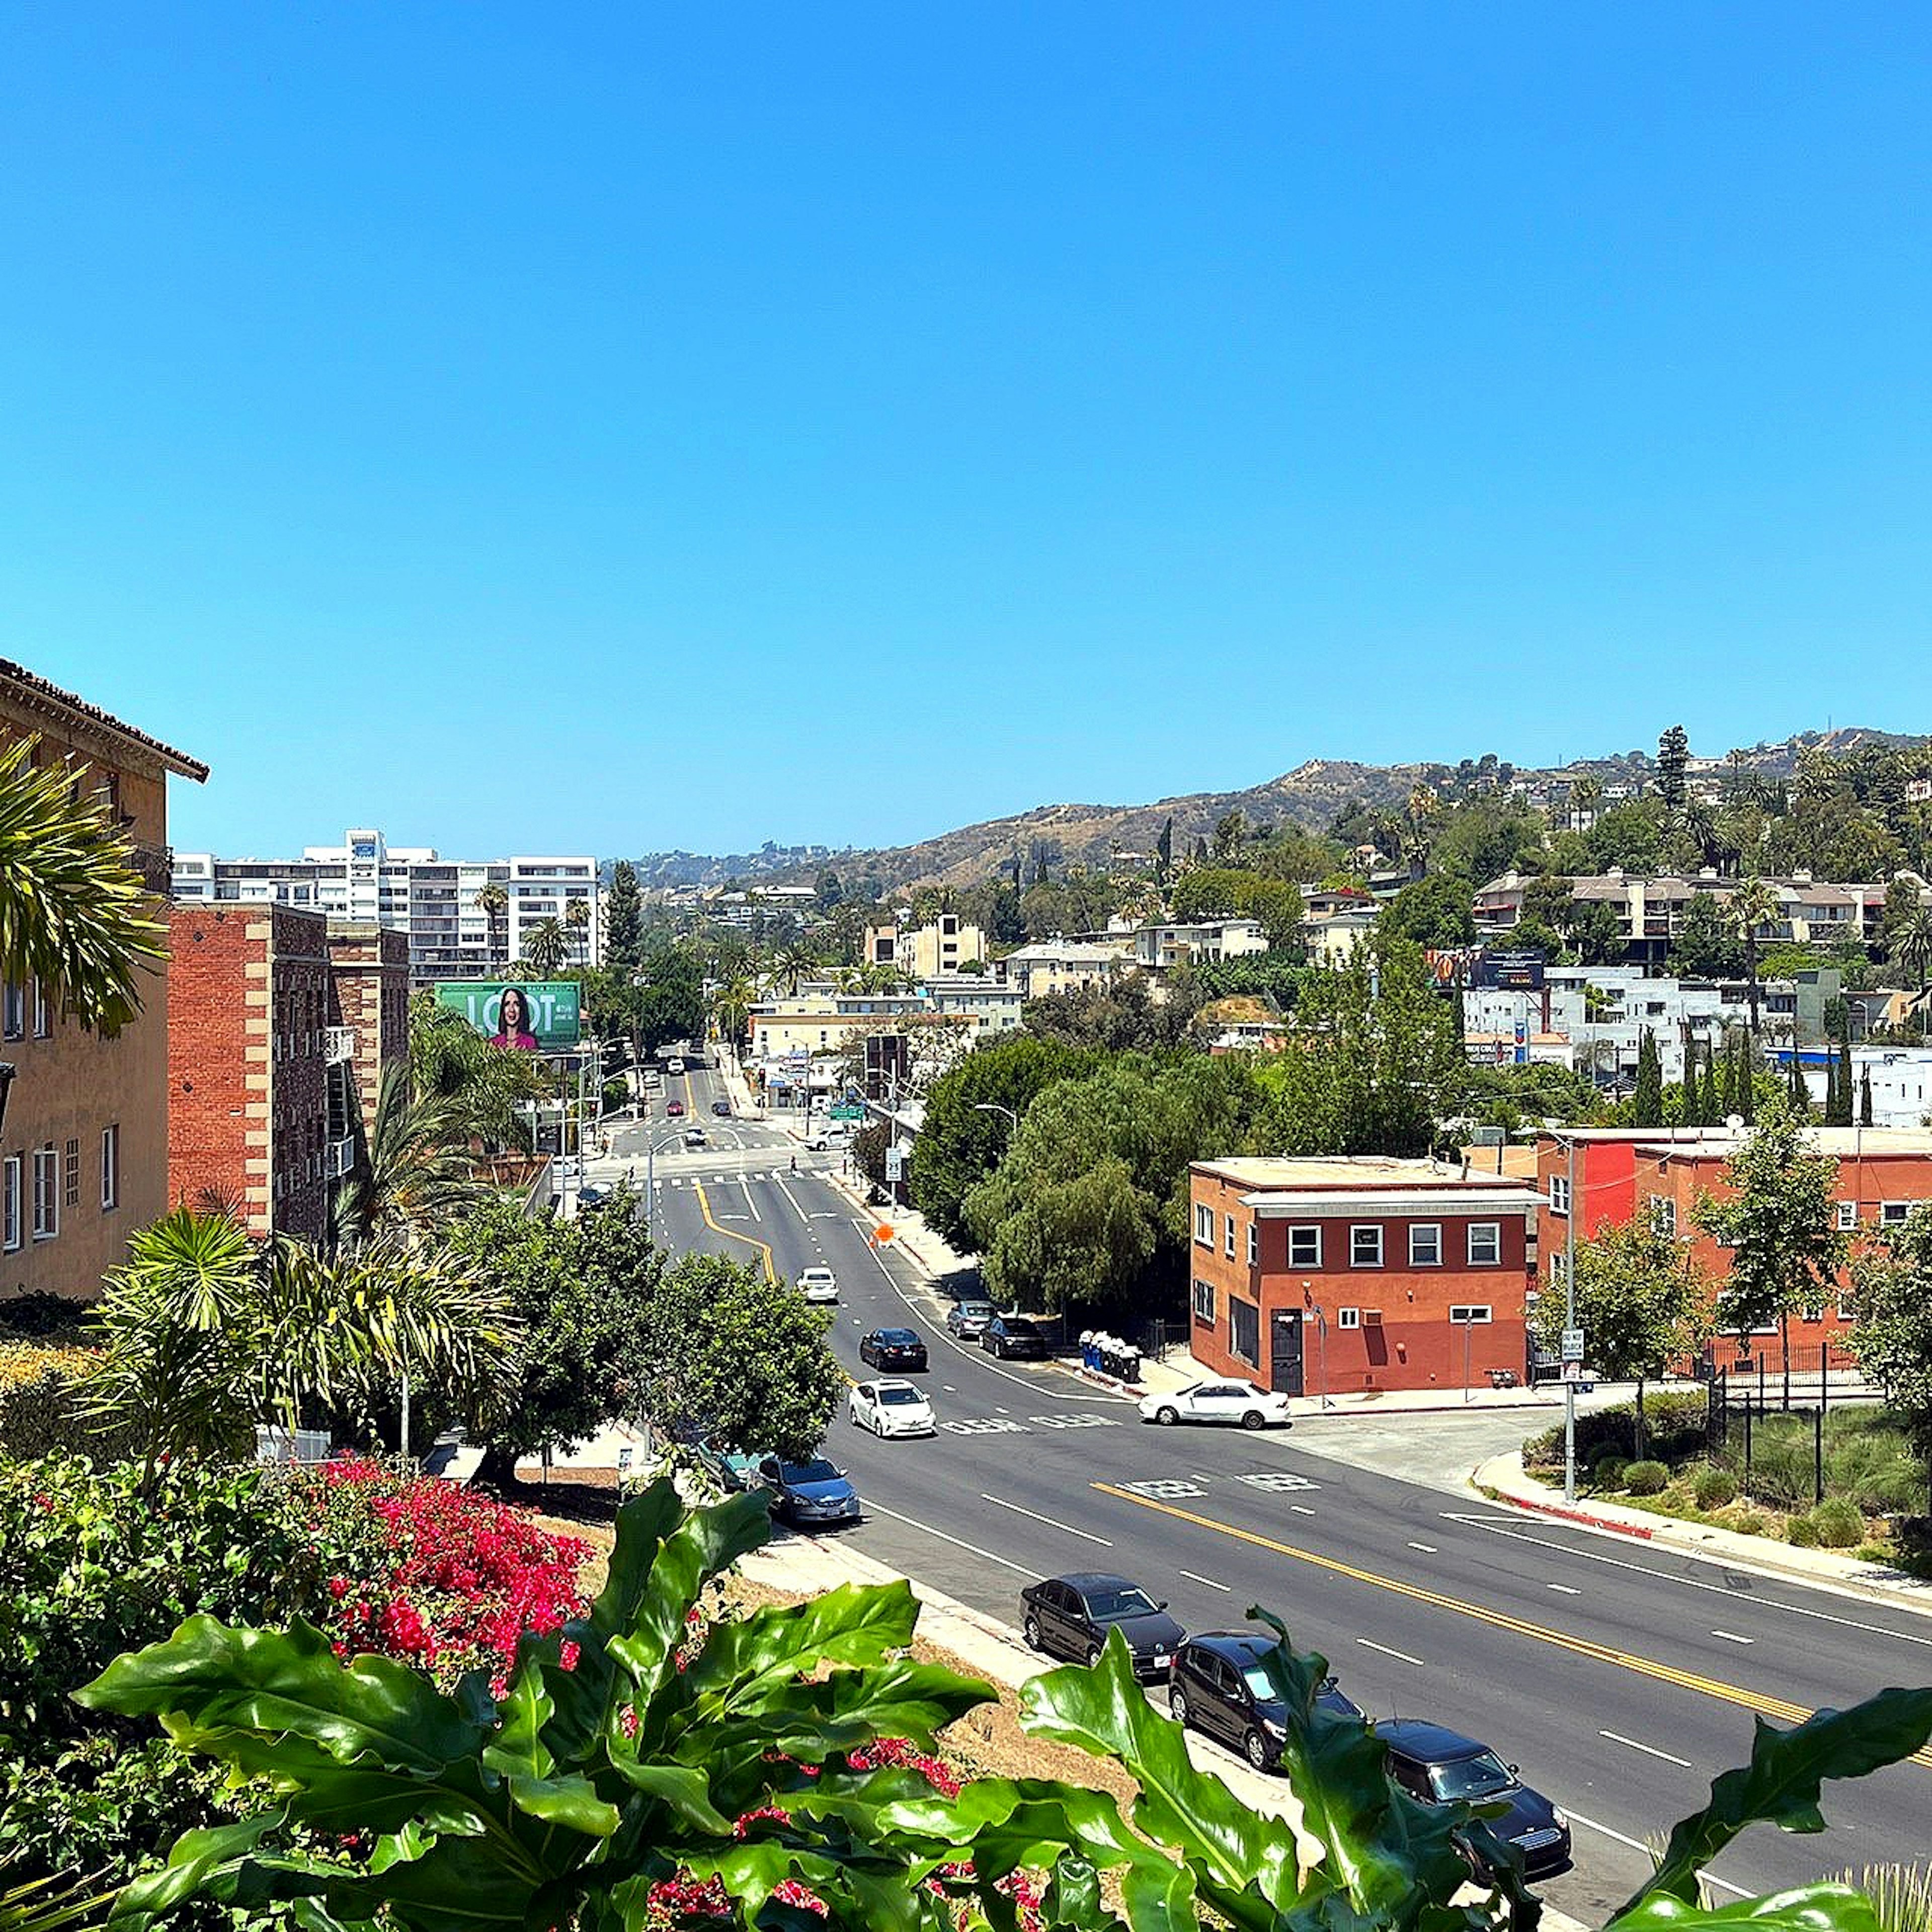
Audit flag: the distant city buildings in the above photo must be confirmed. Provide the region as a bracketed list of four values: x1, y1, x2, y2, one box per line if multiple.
[173, 829, 601, 986]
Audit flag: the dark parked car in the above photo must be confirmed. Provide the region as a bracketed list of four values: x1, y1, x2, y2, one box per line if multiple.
[859, 1327, 928, 1372]
[1375, 1720, 1572, 1876]
[711, 1098, 732, 1117]
[754, 1455, 862, 1529]
[1167, 1634, 1364, 1772]
[1021, 1573, 1185, 1677]
[946, 1300, 997, 1340]
[667, 1099, 686, 1117]
[982, 1314, 1050, 1360]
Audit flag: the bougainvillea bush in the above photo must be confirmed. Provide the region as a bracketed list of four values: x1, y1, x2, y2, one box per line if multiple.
[0, 1450, 590, 1913]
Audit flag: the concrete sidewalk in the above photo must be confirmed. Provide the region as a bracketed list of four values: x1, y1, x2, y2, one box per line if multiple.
[1475, 1447, 1932, 1618]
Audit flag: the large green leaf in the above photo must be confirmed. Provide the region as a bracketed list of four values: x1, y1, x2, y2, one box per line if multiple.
[1625, 1688, 1932, 1913]
[1613, 1884, 1884, 1932]
[681, 1580, 927, 1700]
[110, 1815, 285, 1925]
[1020, 1632, 1300, 1919]
[77, 1617, 489, 1776]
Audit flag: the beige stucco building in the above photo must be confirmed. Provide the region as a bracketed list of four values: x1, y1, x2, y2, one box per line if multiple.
[0, 660, 205, 1304]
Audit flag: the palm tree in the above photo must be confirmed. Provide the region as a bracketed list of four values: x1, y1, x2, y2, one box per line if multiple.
[773, 941, 817, 996]
[1570, 775, 1603, 833]
[0, 735, 168, 1036]
[1895, 906, 1932, 1040]
[565, 896, 591, 963]
[1402, 785, 1442, 879]
[1726, 876, 1780, 1041]
[711, 975, 756, 1045]
[474, 880, 510, 971]
[333, 1061, 482, 1249]
[523, 917, 568, 979]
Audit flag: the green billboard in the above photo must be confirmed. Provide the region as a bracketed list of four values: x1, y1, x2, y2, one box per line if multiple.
[434, 980, 582, 1050]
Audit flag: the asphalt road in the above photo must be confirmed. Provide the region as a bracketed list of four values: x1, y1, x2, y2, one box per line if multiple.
[619, 1059, 1932, 1922]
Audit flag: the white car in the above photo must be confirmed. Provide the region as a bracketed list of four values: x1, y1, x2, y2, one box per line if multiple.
[798, 1267, 839, 1304]
[848, 1378, 935, 1438]
[1138, 1379, 1292, 1431]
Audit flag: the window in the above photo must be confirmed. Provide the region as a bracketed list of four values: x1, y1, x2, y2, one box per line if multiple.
[1836, 1201, 1859, 1231]
[31, 980, 50, 1038]
[1409, 1224, 1442, 1267]
[1, 982, 21, 1041]
[1229, 1297, 1260, 1368]
[32, 1148, 57, 1240]
[63, 1139, 79, 1210]
[1289, 1225, 1322, 1268]
[1467, 1222, 1501, 1266]
[1650, 1194, 1676, 1236]
[1225, 1214, 1237, 1259]
[1247, 1222, 1258, 1267]
[2, 1155, 18, 1251]
[1448, 1305, 1493, 1325]
[1192, 1277, 1216, 1323]
[1547, 1250, 1568, 1286]
[101, 1125, 119, 1211]
[1881, 1202, 1914, 1227]
[1549, 1173, 1570, 1216]
[1350, 1224, 1384, 1268]
[1194, 1202, 1215, 1246]
[1337, 1306, 1361, 1329]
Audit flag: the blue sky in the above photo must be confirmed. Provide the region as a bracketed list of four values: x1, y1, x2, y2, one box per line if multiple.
[4, 6, 1928, 861]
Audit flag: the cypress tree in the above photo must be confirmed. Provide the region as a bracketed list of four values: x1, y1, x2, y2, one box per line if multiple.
[1787, 1051, 1808, 1113]
[1834, 1034, 1855, 1127]
[1860, 1065, 1875, 1127]
[1633, 1030, 1663, 1126]
[1700, 1047, 1722, 1128]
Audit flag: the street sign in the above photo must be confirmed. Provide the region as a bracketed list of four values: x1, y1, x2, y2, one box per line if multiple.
[830, 1103, 864, 1120]
[885, 1147, 904, 1182]
[1561, 1327, 1586, 1362]
[1560, 1362, 1595, 1390]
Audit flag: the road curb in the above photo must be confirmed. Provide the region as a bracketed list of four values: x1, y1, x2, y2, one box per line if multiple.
[1477, 1479, 1655, 1540]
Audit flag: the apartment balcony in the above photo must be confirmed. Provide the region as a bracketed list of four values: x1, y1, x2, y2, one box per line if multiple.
[324, 1025, 356, 1062]
[326, 1137, 357, 1180]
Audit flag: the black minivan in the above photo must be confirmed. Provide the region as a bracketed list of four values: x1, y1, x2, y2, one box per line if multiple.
[1167, 1633, 1363, 1770]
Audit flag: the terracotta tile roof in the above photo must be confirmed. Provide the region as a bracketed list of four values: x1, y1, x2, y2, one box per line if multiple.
[0, 658, 207, 780]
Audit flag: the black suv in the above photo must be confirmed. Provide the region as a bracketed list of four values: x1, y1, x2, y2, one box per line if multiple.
[859, 1327, 928, 1372]
[982, 1315, 1050, 1359]
[1375, 1720, 1572, 1876]
[1020, 1573, 1185, 1677]
[1167, 1633, 1363, 1771]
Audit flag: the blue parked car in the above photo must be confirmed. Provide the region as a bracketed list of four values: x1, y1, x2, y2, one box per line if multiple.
[755, 1454, 862, 1528]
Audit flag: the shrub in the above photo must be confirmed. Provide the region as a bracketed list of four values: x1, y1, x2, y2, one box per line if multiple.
[0, 1289, 92, 1337]
[1526, 1392, 1710, 1471]
[1808, 1497, 1867, 1549]
[1624, 1460, 1669, 1496]
[1787, 1516, 1821, 1548]
[1592, 1455, 1628, 1490]
[1727, 1505, 1770, 1536]
[1693, 1467, 1738, 1509]
[0, 1340, 123, 1459]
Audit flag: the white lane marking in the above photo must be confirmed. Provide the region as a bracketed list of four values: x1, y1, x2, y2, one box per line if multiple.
[859, 1499, 1041, 1578]
[1120, 1478, 1205, 1500]
[1712, 1629, 1755, 1645]
[942, 1385, 957, 1393]
[771, 1173, 814, 1226]
[1357, 1638, 1425, 1667]
[1407, 1541, 1438, 1554]
[994, 1404, 1010, 1413]
[1548, 1583, 1582, 1595]
[1563, 1810, 1750, 1898]
[1600, 1729, 1693, 1768]
[1235, 1471, 1320, 1493]
[1438, 1511, 1932, 1649]
[740, 1175, 763, 1222]
[981, 1492, 1112, 1546]
[1179, 1569, 1231, 1591]
[1290, 1504, 1317, 1515]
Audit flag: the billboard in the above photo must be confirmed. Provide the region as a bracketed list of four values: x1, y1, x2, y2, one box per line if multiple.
[434, 980, 581, 1050]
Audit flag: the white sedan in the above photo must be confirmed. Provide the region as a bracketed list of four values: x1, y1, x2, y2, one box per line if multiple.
[849, 1379, 935, 1438]
[798, 1267, 839, 1304]
[1138, 1379, 1292, 1430]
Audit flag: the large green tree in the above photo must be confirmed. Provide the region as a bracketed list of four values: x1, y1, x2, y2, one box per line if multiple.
[1693, 1097, 1846, 1404]
[1849, 1203, 1932, 1495]
[909, 1034, 1099, 1251]
[604, 859, 643, 970]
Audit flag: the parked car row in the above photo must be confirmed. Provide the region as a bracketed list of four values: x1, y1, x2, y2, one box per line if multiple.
[1018, 1568, 1570, 1876]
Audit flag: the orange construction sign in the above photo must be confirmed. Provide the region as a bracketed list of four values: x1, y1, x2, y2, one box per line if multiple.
[872, 1224, 895, 1245]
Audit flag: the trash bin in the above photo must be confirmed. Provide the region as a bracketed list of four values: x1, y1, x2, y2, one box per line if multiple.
[1082, 1340, 1101, 1371]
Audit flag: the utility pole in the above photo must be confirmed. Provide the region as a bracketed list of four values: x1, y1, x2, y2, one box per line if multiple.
[1565, 1133, 1578, 1503]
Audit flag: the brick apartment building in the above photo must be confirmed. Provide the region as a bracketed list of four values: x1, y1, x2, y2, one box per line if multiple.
[0, 660, 205, 1304]
[1188, 1157, 1545, 1398]
[167, 907, 410, 1239]
[1534, 1126, 1932, 1370]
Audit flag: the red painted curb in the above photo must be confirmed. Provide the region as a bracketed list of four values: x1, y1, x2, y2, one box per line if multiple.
[1496, 1488, 1655, 1540]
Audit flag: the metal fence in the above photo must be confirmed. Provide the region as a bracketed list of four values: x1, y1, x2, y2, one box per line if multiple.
[1705, 1342, 1883, 1506]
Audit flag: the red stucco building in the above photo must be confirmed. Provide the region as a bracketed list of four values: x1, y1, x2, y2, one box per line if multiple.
[1187, 1158, 1545, 1398]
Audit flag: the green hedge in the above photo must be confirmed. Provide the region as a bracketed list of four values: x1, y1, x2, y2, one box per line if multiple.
[1527, 1391, 1710, 1470]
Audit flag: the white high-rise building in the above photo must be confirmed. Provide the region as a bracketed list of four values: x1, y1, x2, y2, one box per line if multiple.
[173, 830, 601, 987]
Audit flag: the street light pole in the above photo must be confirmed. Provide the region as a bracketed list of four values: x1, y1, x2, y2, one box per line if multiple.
[1564, 1133, 1579, 1503]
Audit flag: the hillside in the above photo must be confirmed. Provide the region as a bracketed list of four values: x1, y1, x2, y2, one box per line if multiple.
[623, 725, 1927, 896]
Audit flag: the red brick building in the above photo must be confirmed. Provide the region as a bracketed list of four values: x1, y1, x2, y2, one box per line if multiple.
[1535, 1126, 1932, 1371]
[1188, 1158, 1545, 1397]
[323, 921, 411, 1162]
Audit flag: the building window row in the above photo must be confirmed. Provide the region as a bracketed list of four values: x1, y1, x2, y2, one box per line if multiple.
[5, 1128, 122, 1249]
[1285, 1221, 1503, 1270]
[3, 979, 56, 1041]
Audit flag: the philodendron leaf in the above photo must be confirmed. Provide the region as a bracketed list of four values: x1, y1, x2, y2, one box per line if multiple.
[696, 1657, 998, 1766]
[1624, 1687, 1932, 1914]
[109, 1814, 285, 1925]
[481, 1661, 555, 1784]
[681, 1580, 926, 1701]
[1613, 1883, 1884, 1932]
[504, 1772, 621, 1837]
[77, 1617, 490, 1776]
[1020, 1631, 1299, 1921]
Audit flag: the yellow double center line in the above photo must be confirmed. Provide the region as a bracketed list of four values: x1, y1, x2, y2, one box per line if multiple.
[1092, 1484, 1932, 1767]
[694, 1180, 776, 1284]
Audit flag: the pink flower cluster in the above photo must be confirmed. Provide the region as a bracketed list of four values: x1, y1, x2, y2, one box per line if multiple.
[309, 1457, 589, 1683]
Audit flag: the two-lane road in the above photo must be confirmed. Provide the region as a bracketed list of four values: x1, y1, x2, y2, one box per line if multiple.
[639, 1059, 1932, 1921]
